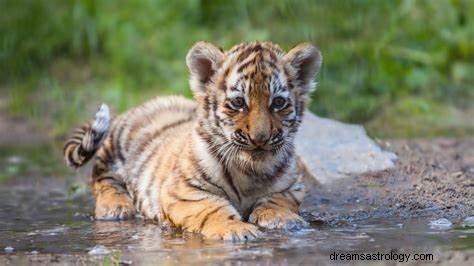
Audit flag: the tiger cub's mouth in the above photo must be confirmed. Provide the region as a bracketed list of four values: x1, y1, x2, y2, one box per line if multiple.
[238, 143, 287, 163]
[231, 131, 286, 153]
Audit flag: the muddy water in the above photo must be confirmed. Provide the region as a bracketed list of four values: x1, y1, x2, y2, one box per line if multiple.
[0, 148, 473, 265]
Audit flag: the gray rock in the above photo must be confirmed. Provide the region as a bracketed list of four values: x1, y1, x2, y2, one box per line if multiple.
[296, 112, 397, 184]
[88, 245, 110, 255]
[462, 216, 474, 227]
[429, 218, 453, 230]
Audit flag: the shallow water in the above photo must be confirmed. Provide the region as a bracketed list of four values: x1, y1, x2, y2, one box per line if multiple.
[0, 149, 473, 265]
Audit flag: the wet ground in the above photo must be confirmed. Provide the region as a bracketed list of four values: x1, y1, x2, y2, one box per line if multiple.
[0, 139, 473, 265]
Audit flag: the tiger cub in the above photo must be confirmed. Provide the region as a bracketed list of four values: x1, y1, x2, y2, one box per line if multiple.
[64, 41, 322, 241]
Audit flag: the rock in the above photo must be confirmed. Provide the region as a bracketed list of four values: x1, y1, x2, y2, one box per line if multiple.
[7, 156, 23, 165]
[88, 245, 110, 255]
[4, 246, 14, 253]
[462, 216, 474, 227]
[296, 112, 397, 184]
[429, 218, 453, 230]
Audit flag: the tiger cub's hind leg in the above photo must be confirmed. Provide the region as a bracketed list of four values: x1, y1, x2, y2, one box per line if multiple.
[92, 165, 136, 220]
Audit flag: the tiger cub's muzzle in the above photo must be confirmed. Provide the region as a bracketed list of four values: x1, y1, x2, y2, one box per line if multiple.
[232, 129, 284, 151]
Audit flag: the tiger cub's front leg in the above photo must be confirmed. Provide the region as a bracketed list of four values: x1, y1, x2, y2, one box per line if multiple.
[162, 179, 261, 241]
[249, 182, 307, 231]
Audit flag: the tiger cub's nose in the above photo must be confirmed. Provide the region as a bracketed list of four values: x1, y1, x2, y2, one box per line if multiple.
[249, 132, 271, 147]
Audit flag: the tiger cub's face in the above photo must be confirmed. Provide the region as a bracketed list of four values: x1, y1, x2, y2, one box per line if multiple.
[187, 42, 322, 164]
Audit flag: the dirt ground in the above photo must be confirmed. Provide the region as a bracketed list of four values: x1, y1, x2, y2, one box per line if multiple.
[302, 138, 474, 223]
[0, 97, 47, 146]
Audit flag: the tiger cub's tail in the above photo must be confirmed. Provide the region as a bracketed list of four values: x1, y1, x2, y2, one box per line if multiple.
[63, 104, 111, 168]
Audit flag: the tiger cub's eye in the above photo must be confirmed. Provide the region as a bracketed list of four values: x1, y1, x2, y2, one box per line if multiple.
[272, 96, 287, 110]
[230, 97, 245, 110]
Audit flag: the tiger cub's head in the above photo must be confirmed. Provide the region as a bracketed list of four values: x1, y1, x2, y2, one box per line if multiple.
[187, 41, 322, 165]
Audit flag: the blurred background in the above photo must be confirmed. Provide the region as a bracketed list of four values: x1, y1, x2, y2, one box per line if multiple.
[1, 0, 473, 142]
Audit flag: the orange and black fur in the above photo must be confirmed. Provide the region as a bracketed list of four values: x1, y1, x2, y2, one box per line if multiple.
[64, 41, 322, 241]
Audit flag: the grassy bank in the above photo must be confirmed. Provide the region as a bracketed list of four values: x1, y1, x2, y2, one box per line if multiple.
[1, 0, 473, 138]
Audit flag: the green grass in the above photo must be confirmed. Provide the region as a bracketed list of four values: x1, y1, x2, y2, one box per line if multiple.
[1, 0, 473, 138]
[366, 97, 474, 138]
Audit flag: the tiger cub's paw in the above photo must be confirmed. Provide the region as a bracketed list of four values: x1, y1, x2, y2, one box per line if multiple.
[201, 220, 261, 241]
[249, 207, 308, 231]
[95, 194, 136, 221]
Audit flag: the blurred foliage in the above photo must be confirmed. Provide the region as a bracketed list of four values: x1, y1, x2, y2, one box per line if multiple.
[367, 98, 474, 138]
[0, 144, 69, 182]
[0, 0, 473, 138]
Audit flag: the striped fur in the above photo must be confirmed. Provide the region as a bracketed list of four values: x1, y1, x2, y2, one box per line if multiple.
[64, 104, 110, 168]
[63, 41, 322, 241]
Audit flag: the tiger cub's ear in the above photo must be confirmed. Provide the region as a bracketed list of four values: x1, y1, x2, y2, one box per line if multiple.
[284, 43, 322, 95]
[186, 41, 224, 96]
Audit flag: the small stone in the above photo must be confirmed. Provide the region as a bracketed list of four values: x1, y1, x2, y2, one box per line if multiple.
[429, 218, 453, 230]
[7, 156, 23, 164]
[462, 216, 474, 227]
[88, 245, 110, 255]
[4, 246, 14, 253]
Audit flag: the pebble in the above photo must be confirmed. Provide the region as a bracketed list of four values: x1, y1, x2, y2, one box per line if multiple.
[429, 218, 453, 230]
[462, 216, 474, 227]
[7, 156, 23, 164]
[4, 246, 14, 253]
[88, 245, 110, 255]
